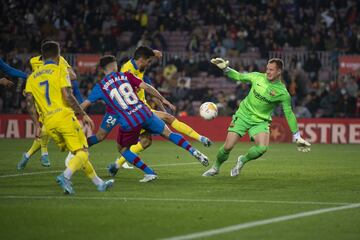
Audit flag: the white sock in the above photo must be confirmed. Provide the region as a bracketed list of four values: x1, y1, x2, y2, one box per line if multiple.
[25, 153, 30, 158]
[42, 153, 48, 156]
[115, 161, 121, 169]
[92, 176, 104, 186]
[63, 168, 73, 179]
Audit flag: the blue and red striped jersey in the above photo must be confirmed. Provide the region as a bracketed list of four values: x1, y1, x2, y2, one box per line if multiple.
[87, 71, 153, 131]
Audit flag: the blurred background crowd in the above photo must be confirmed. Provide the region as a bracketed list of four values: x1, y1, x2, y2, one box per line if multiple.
[1, 0, 360, 117]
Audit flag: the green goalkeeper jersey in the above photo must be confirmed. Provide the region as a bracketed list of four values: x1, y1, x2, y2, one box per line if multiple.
[226, 68, 298, 133]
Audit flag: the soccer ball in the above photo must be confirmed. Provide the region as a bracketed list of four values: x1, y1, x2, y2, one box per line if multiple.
[199, 102, 218, 120]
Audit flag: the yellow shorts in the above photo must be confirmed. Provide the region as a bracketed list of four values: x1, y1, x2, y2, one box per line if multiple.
[45, 113, 88, 152]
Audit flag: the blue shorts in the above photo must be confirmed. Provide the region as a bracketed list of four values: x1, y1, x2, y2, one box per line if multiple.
[100, 112, 119, 133]
[142, 114, 165, 135]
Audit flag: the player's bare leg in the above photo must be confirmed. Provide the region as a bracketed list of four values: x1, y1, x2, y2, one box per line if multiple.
[160, 125, 209, 166]
[203, 132, 240, 176]
[230, 132, 269, 177]
[155, 110, 212, 147]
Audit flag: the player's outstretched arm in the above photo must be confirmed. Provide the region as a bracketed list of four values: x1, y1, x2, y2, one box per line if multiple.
[282, 94, 311, 152]
[0, 58, 27, 80]
[210, 57, 253, 83]
[62, 87, 94, 130]
[139, 82, 176, 112]
[80, 100, 91, 111]
[25, 93, 41, 138]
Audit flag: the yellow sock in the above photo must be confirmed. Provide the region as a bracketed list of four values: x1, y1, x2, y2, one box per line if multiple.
[171, 119, 201, 141]
[40, 131, 49, 155]
[26, 138, 41, 157]
[116, 142, 144, 168]
[68, 151, 88, 173]
[83, 159, 97, 179]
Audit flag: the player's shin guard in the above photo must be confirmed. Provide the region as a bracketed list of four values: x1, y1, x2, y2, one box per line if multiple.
[26, 138, 41, 157]
[64, 151, 88, 179]
[83, 160, 103, 186]
[241, 145, 268, 164]
[168, 132, 195, 154]
[122, 150, 155, 175]
[116, 142, 144, 168]
[87, 135, 99, 147]
[214, 145, 230, 169]
[171, 119, 201, 141]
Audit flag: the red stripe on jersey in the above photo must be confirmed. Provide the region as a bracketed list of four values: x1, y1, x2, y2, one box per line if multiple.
[113, 73, 146, 123]
[98, 81, 135, 129]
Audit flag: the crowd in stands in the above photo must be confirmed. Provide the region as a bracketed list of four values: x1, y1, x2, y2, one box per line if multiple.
[1, 0, 360, 117]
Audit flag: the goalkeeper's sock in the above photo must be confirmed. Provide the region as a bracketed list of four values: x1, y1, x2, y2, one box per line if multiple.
[87, 135, 99, 147]
[26, 138, 41, 157]
[171, 119, 202, 142]
[115, 142, 144, 168]
[214, 145, 230, 169]
[122, 149, 155, 175]
[241, 145, 268, 164]
[64, 151, 88, 179]
[168, 132, 195, 154]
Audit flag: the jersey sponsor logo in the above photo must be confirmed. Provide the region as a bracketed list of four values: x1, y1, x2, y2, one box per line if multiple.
[253, 89, 272, 104]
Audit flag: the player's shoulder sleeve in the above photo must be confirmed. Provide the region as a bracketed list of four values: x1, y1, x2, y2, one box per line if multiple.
[124, 72, 142, 88]
[59, 56, 71, 68]
[87, 83, 104, 103]
[120, 60, 132, 72]
[59, 66, 71, 88]
[24, 73, 34, 93]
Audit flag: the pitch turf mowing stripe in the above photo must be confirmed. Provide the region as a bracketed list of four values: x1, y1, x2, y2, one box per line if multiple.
[0, 195, 354, 206]
[161, 203, 360, 240]
[0, 162, 198, 178]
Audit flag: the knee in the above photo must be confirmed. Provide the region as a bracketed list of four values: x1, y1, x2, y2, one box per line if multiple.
[257, 145, 268, 155]
[163, 113, 175, 124]
[140, 136, 152, 149]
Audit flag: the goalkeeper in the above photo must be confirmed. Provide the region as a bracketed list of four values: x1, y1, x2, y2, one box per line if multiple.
[203, 57, 311, 177]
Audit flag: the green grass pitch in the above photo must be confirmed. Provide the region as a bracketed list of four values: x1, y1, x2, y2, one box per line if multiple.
[0, 139, 359, 240]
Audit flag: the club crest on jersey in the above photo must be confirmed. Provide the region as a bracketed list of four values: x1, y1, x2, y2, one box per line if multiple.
[269, 90, 276, 96]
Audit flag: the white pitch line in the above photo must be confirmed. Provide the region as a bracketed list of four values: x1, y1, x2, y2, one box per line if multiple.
[162, 203, 360, 240]
[0, 162, 197, 178]
[0, 195, 354, 206]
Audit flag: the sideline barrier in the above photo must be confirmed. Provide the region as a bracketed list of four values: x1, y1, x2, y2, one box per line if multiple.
[0, 115, 360, 144]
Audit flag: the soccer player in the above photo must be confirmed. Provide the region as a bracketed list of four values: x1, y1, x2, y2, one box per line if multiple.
[203, 57, 311, 177]
[105, 46, 211, 174]
[17, 42, 83, 170]
[81, 55, 208, 182]
[24, 41, 113, 194]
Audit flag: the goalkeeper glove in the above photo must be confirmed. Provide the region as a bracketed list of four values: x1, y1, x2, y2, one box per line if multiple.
[293, 132, 311, 152]
[210, 58, 229, 70]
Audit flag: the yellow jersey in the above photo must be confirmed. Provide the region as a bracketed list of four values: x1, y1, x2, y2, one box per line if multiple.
[120, 59, 147, 104]
[25, 61, 73, 125]
[30, 55, 70, 72]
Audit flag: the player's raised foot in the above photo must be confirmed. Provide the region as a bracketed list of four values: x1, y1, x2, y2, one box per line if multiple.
[202, 167, 219, 177]
[107, 163, 119, 177]
[17, 153, 30, 170]
[193, 150, 209, 166]
[121, 161, 134, 169]
[40, 154, 50, 167]
[200, 136, 212, 147]
[97, 179, 115, 192]
[230, 155, 244, 177]
[139, 174, 157, 183]
[56, 174, 75, 194]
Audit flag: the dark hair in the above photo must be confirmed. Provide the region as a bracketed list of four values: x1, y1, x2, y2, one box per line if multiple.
[134, 46, 155, 60]
[41, 41, 60, 59]
[268, 58, 284, 70]
[99, 55, 116, 69]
